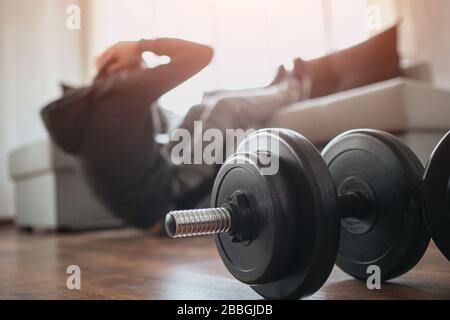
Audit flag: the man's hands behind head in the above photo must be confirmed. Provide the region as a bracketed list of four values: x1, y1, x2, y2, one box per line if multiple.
[96, 41, 147, 80]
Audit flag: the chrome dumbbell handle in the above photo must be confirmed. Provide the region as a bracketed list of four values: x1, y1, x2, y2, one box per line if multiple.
[165, 207, 232, 238]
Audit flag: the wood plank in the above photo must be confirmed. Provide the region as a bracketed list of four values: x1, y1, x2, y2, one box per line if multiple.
[0, 227, 448, 300]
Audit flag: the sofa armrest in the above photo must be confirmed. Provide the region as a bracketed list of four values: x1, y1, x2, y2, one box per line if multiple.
[9, 140, 78, 181]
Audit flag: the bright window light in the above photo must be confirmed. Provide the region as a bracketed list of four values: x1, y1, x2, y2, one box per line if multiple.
[88, 0, 370, 115]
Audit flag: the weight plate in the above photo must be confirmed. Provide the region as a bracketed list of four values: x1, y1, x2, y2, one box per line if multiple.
[322, 130, 430, 281]
[424, 131, 450, 260]
[212, 129, 339, 299]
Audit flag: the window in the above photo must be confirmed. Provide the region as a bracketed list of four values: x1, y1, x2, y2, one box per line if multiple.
[88, 0, 369, 115]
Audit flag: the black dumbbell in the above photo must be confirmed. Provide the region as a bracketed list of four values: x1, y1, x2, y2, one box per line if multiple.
[165, 129, 430, 299]
[424, 131, 450, 261]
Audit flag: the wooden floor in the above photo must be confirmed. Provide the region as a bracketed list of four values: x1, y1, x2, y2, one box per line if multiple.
[0, 225, 448, 300]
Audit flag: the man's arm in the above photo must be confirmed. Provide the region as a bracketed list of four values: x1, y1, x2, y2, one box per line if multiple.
[137, 38, 214, 96]
[97, 38, 214, 103]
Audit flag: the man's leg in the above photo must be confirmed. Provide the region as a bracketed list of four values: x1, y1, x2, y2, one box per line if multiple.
[172, 77, 303, 208]
[203, 77, 302, 132]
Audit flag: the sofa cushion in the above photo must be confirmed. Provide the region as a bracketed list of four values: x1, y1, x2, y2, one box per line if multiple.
[270, 77, 450, 144]
[270, 78, 406, 144]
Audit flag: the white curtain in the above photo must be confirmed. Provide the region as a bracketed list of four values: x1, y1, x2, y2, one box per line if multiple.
[0, 0, 84, 217]
[87, 0, 370, 115]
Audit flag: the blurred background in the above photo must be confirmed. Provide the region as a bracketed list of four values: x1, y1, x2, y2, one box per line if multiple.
[0, 0, 450, 221]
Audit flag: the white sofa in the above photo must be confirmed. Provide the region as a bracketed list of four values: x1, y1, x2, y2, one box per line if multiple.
[270, 65, 450, 164]
[9, 141, 123, 231]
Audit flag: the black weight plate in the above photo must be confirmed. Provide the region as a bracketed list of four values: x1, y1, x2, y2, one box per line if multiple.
[212, 129, 339, 299]
[424, 131, 450, 260]
[322, 130, 430, 281]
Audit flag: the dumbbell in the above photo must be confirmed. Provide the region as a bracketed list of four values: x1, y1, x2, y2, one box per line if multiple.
[165, 129, 430, 299]
[424, 131, 450, 261]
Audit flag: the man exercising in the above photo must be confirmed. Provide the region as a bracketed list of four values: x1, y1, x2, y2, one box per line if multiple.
[42, 26, 401, 233]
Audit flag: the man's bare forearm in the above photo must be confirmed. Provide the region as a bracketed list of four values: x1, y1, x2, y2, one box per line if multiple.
[137, 38, 214, 94]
